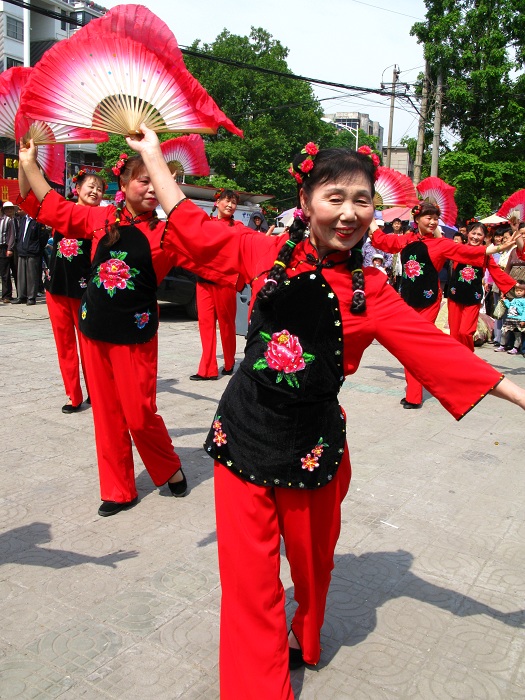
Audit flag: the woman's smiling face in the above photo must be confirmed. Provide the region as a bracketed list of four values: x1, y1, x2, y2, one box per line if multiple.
[300, 174, 374, 258]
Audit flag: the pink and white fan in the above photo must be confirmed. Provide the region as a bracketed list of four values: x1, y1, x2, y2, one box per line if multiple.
[497, 190, 525, 221]
[0, 67, 107, 184]
[160, 135, 209, 178]
[416, 176, 458, 227]
[19, 5, 243, 139]
[374, 166, 418, 208]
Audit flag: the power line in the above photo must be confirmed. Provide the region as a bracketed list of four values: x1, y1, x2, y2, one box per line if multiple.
[347, 0, 425, 21]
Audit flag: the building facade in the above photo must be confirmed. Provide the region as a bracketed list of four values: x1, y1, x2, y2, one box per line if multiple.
[0, 0, 107, 192]
[323, 111, 384, 152]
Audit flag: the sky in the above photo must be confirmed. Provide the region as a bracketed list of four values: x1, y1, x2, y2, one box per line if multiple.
[102, 0, 431, 146]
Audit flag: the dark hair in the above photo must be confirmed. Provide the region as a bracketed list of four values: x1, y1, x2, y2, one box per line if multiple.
[467, 221, 488, 237]
[257, 148, 376, 314]
[211, 189, 239, 226]
[412, 201, 440, 220]
[76, 171, 106, 192]
[106, 155, 158, 245]
[392, 217, 402, 224]
[518, 221, 525, 231]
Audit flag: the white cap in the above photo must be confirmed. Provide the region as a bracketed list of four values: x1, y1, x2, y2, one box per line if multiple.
[372, 253, 384, 261]
[375, 219, 385, 226]
[2, 201, 15, 208]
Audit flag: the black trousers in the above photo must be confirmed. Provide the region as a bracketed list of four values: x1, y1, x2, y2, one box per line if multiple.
[0, 253, 14, 300]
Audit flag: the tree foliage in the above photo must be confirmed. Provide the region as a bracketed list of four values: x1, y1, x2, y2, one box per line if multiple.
[411, 0, 525, 220]
[182, 28, 330, 208]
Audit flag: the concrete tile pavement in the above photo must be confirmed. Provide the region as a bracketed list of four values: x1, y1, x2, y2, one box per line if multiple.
[1, 298, 524, 699]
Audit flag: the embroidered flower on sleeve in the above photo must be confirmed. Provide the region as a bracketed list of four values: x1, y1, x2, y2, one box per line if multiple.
[253, 329, 315, 389]
[134, 310, 151, 329]
[93, 251, 139, 298]
[459, 265, 477, 284]
[404, 256, 424, 281]
[57, 238, 82, 261]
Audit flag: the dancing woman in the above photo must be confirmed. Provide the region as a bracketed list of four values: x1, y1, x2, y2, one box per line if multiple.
[447, 221, 515, 351]
[372, 202, 516, 408]
[18, 147, 188, 516]
[45, 170, 105, 413]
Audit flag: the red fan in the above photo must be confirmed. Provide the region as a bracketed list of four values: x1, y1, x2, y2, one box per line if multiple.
[417, 177, 458, 227]
[374, 166, 418, 208]
[497, 190, 525, 220]
[160, 135, 209, 178]
[19, 5, 243, 139]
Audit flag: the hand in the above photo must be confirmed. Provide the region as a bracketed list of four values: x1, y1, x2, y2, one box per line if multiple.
[6, 250, 13, 257]
[125, 123, 160, 155]
[18, 137, 38, 167]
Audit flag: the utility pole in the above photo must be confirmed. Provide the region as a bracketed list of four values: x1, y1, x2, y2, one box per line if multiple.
[430, 71, 443, 177]
[413, 60, 430, 185]
[385, 65, 399, 169]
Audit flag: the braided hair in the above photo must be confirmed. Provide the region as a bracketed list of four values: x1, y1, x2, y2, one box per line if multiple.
[105, 155, 159, 246]
[257, 147, 376, 314]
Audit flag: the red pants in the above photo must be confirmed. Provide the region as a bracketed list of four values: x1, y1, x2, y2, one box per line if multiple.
[196, 282, 237, 377]
[46, 292, 88, 405]
[405, 295, 441, 404]
[81, 334, 181, 502]
[447, 299, 479, 352]
[214, 448, 352, 700]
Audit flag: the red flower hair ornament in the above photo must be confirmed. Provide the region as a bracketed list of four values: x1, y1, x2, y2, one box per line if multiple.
[112, 153, 129, 177]
[288, 141, 320, 185]
[357, 145, 381, 176]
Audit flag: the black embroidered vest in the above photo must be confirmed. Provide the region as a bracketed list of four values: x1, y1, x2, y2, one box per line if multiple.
[448, 263, 483, 306]
[400, 240, 439, 309]
[79, 225, 158, 344]
[46, 232, 92, 298]
[204, 271, 347, 489]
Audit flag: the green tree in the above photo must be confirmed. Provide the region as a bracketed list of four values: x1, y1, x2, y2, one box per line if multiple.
[182, 28, 329, 208]
[411, 0, 525, 219]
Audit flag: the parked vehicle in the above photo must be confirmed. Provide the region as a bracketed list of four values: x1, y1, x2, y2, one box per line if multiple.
[156, 184, 272, 319]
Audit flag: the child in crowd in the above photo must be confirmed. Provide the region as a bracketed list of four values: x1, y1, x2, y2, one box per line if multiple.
[371, 253, 388, 276]
[495, 283, 525, 355]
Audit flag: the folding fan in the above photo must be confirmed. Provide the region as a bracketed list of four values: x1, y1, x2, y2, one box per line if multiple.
[497, 190, 525, 221]
[416, 176, 458, 227]
[0, 67, 107, 147]
[19, 5, 243, 139]
[160, 135, 209, 177]
[374, 166, 418, 208]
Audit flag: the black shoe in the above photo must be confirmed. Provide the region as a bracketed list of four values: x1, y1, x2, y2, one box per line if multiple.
[189, 374, 218, 381]
[11, 298, 26, 304]
[403, 401, 422, 409]
[221, 366, 234, 376]
[289, 647, 305, 670]
[98, 497, 138, 517]
[168, 469, 188, 497]
[26, 299, 36, 305]
[400, 398, 408, 405]
[62, 402, 82, 414]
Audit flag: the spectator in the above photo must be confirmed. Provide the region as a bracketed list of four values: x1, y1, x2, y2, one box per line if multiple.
[495, 283, 525, 354]
[0, 201, 16, 302]
[12, 212, 49, 305]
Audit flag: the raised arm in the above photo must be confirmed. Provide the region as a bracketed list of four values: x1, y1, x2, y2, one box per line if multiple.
[18, 139, 53, 201]
[126, 125, 186, 214]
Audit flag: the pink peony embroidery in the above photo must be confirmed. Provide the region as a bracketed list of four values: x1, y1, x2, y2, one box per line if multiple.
[404, 255, 424, 280]
[459, 265, 477, 283]
[93, 251, 139, 298]
[254, 329, 315, 389]
[57, 238, 81, 261]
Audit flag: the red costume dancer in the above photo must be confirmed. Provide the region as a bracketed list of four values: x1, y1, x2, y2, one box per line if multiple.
[372, 202, 511, 408]
[190, 189, 244, 381]
[447, 221, 515, 351]
[126, 128, 525, 700]
[46, 170, 105, 413]
[18, 149, 197, 516]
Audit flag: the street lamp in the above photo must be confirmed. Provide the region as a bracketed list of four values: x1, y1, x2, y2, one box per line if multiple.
[321, 117, 359, 150]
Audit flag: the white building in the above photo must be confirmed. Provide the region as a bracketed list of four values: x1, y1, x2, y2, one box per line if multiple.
[324, 111, 384, 152]
[0, 0, 108, 186]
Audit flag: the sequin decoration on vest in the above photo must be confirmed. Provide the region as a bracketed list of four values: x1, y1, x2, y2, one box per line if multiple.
[400, 240, 439, 309]
[79, 225, 158, 344]
[205, 271, 347, 489]
[448, 263, 483, 306]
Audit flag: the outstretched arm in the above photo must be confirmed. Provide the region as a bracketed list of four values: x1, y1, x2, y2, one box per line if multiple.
[491, 377, 525, 409]
[126, 124, 185, 214]
[18, 139, 53, 201]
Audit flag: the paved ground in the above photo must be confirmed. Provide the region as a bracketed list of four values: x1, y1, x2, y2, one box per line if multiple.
[1, 297, 525, 699]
